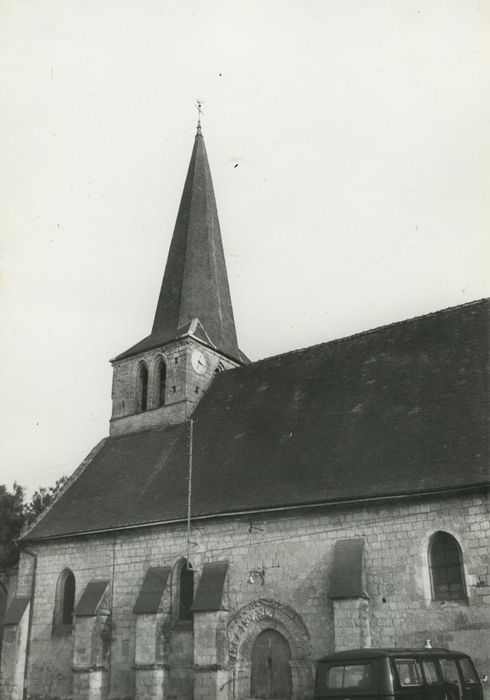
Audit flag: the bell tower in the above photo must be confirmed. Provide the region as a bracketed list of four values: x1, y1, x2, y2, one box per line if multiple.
[109, 121, 246, 436]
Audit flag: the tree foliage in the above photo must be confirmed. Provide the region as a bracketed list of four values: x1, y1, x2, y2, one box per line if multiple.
[0, 483, 25, 570]
[0, 477, 68, 570]
[23, 476, 69, 527]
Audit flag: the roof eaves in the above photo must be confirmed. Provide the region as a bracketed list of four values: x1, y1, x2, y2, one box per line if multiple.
[23, 482, 489, 543]
[112, 328, 245, 365]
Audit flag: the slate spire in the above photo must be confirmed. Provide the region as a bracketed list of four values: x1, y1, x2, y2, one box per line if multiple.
[150, 125, 240, 360]
[116, 124, 242, 362]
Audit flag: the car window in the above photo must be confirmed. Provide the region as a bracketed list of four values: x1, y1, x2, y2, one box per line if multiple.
[422, 660, 440, 685]
[439, 658, 463, 697]
[328, 666, 344, 689]
[458, 658, 478, 684]
[395, 659, 422, 686]
[326, 664, 372, 689]
[440, 659, 461, 684]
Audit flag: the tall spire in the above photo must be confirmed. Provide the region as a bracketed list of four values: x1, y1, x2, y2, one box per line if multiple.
[151, 124, 239, 358]
[117, 122, 241, 362]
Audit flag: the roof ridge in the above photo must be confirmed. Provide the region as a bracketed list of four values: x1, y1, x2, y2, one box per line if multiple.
[245, 297, 490, 369]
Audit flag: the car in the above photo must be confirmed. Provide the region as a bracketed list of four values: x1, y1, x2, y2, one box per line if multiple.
[314, 646, 485, 700]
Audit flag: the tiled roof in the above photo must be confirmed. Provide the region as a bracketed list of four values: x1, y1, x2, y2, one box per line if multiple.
[26, 299, 490, 541]
[116, 127, 241, 363]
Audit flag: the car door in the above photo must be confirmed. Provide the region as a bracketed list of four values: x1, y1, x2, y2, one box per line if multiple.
[438, 658, 463, 700]
[420, 659, 446, 700]
[456, 657, 483, 700]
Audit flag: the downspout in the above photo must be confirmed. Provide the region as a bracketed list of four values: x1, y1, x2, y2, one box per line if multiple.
[107, 533, 116, 695]
[21, 547, 38, 700]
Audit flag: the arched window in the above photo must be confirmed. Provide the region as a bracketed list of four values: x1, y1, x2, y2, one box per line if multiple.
[137, 363, 149, 412]
[156, 358, 166, 407]
[429, 532, 466, 601]
[53, 568, 75, 631]
[178, 560, 194, 622]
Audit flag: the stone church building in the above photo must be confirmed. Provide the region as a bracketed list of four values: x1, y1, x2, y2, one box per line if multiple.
[1, 124, 489, 700]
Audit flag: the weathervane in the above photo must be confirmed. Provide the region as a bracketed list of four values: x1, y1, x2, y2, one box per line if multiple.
[196, 99, 204, 128]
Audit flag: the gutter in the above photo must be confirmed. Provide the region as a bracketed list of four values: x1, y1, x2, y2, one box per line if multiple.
[21, 547, 37, 700]
[21, 482, 489, 543]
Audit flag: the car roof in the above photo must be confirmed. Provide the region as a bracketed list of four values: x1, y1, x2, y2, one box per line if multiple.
[317, 648, 469, 662]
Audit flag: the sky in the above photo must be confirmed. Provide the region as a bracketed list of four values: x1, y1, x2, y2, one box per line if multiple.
[1, 0, 489, 495]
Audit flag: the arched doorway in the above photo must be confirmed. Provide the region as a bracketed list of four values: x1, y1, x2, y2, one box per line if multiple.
[250, 629, 292, 698]
[228, 599, 314, 699]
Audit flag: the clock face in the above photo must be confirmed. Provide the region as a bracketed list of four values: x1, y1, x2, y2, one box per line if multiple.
[191, 350, 207, 375]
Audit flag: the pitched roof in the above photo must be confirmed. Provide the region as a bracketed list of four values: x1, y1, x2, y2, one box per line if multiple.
[116, 127, 241, 362]
[26, 299, 490, 541]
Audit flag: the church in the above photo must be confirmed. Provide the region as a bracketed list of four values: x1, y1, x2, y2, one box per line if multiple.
[1, 122, 489, 700]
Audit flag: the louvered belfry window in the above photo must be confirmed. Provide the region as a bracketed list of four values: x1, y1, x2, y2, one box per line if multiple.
[429, 532, 466, 601]
[138, 363, 149, 412]
[157, 359, 166, 407]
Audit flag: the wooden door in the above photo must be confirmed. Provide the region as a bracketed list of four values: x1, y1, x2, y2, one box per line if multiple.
[250, 629, 292, 699]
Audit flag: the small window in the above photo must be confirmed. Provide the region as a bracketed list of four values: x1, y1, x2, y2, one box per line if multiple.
[395, 659, 422, 687]
[156, 358, 166, 407]
[53, 568, 75, 632]
[137, 363, 149, 412]
[422, 660, 440, 685]
[429, 532, 466, 601]
[178, 560, 194, 622]
[326, 664, 372, 689]
[458, 658, 478, 684]
[62, 572, 75, 624]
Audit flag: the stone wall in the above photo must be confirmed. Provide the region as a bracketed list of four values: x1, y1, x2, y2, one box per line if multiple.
[9, 489, 490, 699]
[110, 339, 239, 435]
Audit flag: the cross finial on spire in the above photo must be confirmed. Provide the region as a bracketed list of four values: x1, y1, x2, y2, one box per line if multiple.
[196, 99, 204, 130]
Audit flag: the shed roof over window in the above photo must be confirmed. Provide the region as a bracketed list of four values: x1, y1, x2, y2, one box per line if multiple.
[330, 539, 365, 599]
[74, 580, 110, 616]
[134, 566, 171, 614]
[191, 561, 229, 612]
[3, 597, 30, 625]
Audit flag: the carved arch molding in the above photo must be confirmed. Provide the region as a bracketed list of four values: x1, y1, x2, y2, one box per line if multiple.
[228, 598, 311, 661]
[227, 599, 314, 699]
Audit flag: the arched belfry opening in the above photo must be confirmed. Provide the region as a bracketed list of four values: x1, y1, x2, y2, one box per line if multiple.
[156, 357, 166, 407]
[136, 363, 149, 412]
